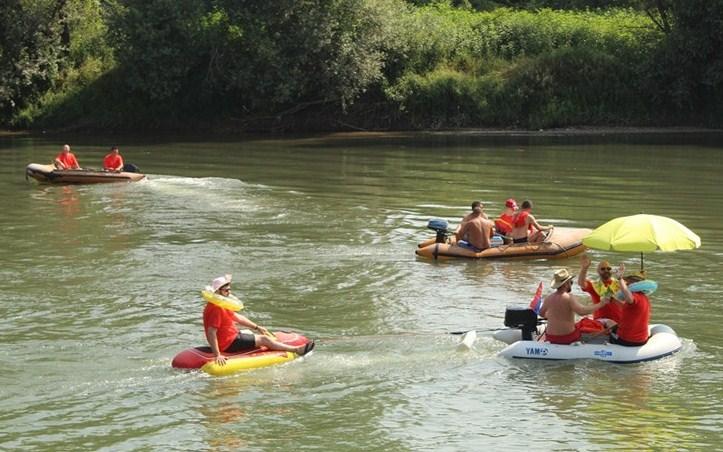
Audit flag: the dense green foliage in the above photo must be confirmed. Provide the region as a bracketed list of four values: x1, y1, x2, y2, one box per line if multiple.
[1, 0, 721, 131]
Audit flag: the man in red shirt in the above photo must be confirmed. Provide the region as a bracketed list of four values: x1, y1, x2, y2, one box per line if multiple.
[578, 254, 623, 326]
[54, 144, 80, 169]
[203, 274, 314, 366]
[610, 275, 651, 346]
[103, 146, 124, 172]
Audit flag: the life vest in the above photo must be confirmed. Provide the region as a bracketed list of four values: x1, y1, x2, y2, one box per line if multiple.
[591, 279, 620, 299]
[512, 210, 533, 232]
[495, 213, 514, 235]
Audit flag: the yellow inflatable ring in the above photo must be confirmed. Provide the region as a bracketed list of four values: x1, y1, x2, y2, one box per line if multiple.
[201, 287, 244, 311]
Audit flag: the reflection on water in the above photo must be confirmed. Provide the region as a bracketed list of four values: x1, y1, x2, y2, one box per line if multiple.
[1, 133, 722, 449]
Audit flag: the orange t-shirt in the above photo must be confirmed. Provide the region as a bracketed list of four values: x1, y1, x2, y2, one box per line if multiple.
[55, 152, 79, 169]
[103, 153, 124, 170]
[582, 280, 623, 323]
[203, 303, 238, 352]
[616, 292, 651, 343]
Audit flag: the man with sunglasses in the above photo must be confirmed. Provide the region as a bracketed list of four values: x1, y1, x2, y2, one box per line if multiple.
[203, 274, 315, 366]
[578, 254, 623, 327]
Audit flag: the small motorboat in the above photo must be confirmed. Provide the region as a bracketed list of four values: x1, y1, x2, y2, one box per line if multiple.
[26, 163, 146, 184]
[172, 331, 312, 376]
[493, 307, 681, 363]
[415, 219, 590, 260]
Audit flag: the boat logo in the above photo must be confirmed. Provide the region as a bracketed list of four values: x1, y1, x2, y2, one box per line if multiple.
[525, 347, 549, 357]
[593, 349, 613, 358]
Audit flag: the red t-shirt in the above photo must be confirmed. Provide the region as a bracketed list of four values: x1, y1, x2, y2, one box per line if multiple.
[103, 153, 124, 170]
[582, 279, 623, 323]
[56, 152, 79, 169]
[616, 292, 651, 343]
[203, 303, 238, 352]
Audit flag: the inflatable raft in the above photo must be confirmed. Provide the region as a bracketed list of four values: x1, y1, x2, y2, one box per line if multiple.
[416, 226, 591, 260]
[26, 163, 146, 184]
[493, 307, 681, 363]
[172, 331, 311, 376]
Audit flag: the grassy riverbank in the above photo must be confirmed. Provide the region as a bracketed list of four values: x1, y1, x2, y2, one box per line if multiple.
[3, 1, 722, 133]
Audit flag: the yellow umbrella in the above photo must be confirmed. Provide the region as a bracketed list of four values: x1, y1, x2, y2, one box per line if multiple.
[583, 214, 701, 271]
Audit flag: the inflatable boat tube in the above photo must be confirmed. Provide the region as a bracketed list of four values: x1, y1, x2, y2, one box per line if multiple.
[25, 163, 146, 184]
[616, 280, 658, 298]
[201, 287, 244, 311]
[493, 324, 681, 363]
[171, 331, 311, 376]
[416, 227, 591, 260]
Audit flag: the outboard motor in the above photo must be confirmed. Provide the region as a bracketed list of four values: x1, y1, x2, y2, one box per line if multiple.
[123, 163, 141, 173]
[504, 306, 538, 341]
[427, 218, 451, 244]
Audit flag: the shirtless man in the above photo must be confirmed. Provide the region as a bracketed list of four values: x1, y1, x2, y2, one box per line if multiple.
[455, 203, 495, 251]
[540, 268, 610, 344]
[457, 201, 489, 226]
[510, 199, 553, 244]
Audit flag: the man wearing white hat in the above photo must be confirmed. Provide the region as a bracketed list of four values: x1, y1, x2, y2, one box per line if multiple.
[203, 274, 315, 366]
[540, 268, 610, 344]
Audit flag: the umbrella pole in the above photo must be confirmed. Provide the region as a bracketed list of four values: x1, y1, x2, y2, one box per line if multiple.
[640, 252, 644, 272]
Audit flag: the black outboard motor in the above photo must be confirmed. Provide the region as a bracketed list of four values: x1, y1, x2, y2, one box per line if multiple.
[123, 163, 141, 173]
[504, 306, 539, 341]
[427, 218, 452, 244]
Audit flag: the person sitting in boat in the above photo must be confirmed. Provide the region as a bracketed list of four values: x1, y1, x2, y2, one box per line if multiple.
[455, 203, 495, 252]
[103, 146, 124, 172]
[53, 144, 80, 170]
[539, 268, 610, 345]
[608, 274, 651, 347]
[204, 274, 315, 366]
[577, 255, 623, 328]
[456, 201, 489, 230]
[494, 198, 518, 243]
[510, 200, 553, 244]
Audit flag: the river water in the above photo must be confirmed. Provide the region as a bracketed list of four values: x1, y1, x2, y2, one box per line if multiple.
[1, 131, 722, 450]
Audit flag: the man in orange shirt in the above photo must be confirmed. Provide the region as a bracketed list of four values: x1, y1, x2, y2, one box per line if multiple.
[54, 144, 80, 170]
[610, 274, 651, 346]
[103, 146, 124, 172]
[204, 274, 315, 366]
[578, 254, 623, 327]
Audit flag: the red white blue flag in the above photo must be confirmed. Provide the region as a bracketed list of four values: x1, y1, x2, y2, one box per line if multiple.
[528, 282, 544, 314]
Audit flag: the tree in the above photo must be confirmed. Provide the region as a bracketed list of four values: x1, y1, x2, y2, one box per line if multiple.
[0, 0, 68, 124]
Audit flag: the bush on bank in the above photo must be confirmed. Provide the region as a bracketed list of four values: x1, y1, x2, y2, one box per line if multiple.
[2, 0, 721, 131]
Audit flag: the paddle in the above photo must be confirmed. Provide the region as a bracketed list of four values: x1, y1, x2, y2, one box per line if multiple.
[457, 330, 477, 350]
[448, 327, 510, 335]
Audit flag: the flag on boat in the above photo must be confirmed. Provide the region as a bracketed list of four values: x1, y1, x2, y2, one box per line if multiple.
[528, 282, 543, 314]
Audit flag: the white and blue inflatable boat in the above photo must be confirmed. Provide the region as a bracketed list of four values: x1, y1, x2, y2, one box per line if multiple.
[494, 307, 681, 364]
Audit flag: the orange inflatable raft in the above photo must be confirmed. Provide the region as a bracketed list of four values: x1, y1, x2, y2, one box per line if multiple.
[416, 226, 590, 260]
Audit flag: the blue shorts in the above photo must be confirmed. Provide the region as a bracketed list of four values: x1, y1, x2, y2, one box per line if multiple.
[458, 240, 483, 252]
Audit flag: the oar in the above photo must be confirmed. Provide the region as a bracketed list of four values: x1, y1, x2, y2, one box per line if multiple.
[448, 327, 508, 335]
[457, 330, 477, 350]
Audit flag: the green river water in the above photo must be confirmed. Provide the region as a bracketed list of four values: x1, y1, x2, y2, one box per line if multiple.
[1, 131, 722, 450]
